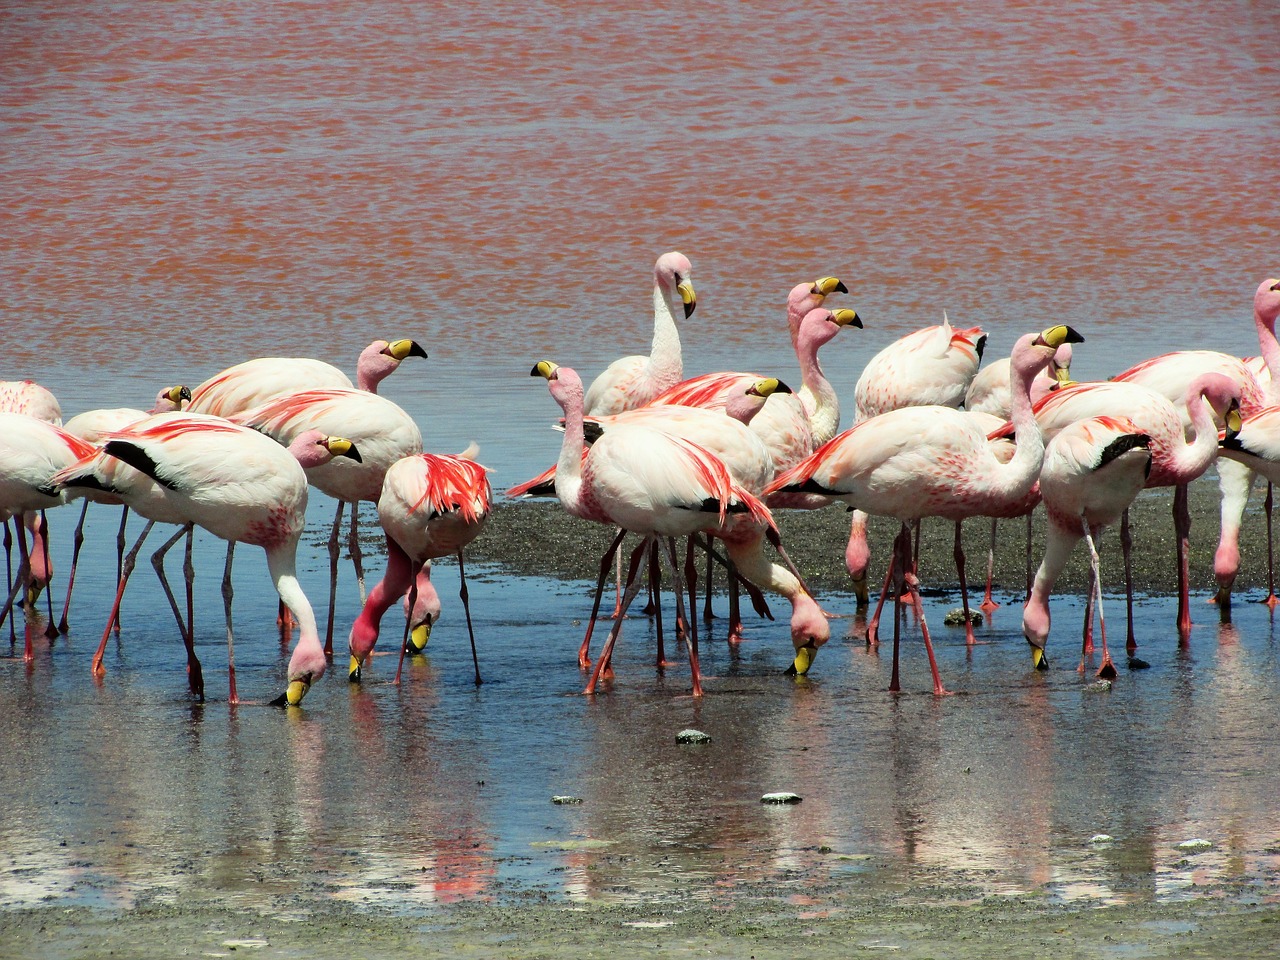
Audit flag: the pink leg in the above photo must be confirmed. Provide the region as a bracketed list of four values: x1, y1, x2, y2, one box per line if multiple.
[1173, 483, 1192, 642]
[393, 564, 423, 685]
[900, 527, 947, 696]
[579, 528, 628, 669]
[888, 525, 907, 693]
[324, 500, 346, 660]
[1081, 558, 1096, 655]
[599, 540, 648, 680]
[1266, 483, 1279, 609]
[649, 543, 666, 669]
[1121, 508, 1137, 654]
[681, 535, 703, 697]
[93, 521, 154, 677]
[866, 558, 896, 647]
[151, 523, 204, 699]
[586, 540, 648, 695]
[953, 522, 976, 646]
[221, 542, 238, 705]
[1083, 523, 1117, 680]
[980, 517, 1000, 612]
[57, 500, 90, 635]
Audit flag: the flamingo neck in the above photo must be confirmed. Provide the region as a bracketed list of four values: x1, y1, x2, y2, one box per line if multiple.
[349, 536, 414, 660]
[267, 542, 327, 682]
[1256, 303, 1280, 404]
[1170, 386, 1219, 481]
[796, 327, 839, 442]
[787, 287, 823, 350]
[724, 393, 767, 425]
[1003, 353, 1048, 496]
[553, 386, 588, 515]
[646, 281, 682, 389]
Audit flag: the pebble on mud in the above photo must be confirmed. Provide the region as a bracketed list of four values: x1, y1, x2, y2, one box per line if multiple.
[1176, 839, 1213, 852]
[943, 607, 983, 626]
[676, 729, 712, 744]
[761, 792, 803, 805]
[551, 796, 584, 805]
[1089, 834, 1115, 844]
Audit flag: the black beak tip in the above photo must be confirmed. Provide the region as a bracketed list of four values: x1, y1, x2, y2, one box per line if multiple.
[683, 301, 696, 319]
[268, 692, 290, 708]
[834, 280, 849, 294]
[408, 341, 429, 359]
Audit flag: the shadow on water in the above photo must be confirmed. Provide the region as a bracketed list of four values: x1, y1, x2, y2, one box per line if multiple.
[4, 514, 1280, 915]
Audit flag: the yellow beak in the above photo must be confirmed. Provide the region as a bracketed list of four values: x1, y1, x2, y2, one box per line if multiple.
[409, 622, 431, 652]
[791, 643, 817, 676]
[677, 280, 697, 318]
[386, 339, 428, 361]
[284, 678, 310, 706]
[348, 654, 364, 682]
[1031, 646, 1048, 671]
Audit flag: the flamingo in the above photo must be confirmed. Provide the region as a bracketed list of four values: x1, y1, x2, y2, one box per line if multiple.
[965, 342, 1075, 418]
[1, 380, 64, 617]
[1022, 416, 1153, 678]
[0, 379, 62, 423]
[533, 362, 829, 693]
[91, 417, 360, 705]
[229, 388, 423, 654]
[996, 373, 1242, 645]
[0, 414, 97, 656]
[582, 252, 696, 416]
[348, 451, 492, 685]
[767, 325, 1081, 696]
[846, 313, 988, 605]
[186, 338, 427, 416]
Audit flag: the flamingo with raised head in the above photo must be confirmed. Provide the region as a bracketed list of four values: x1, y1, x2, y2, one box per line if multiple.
[965, 342, 1075, 418]
[582, 252, 696, 416]
[348, 451, 492, 686]
[1023, 416, 1153, 678]
[767, 325, 1081, 696]
[532, 362, 828, 693]
[93, 418, 360, 705]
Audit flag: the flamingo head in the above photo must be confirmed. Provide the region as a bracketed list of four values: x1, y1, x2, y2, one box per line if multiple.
[784, 591, 830, 677]
[531, 360, 584, 413]
[1013, 325, 1086, 382]
[287, 429, 362, 469]
[150, 385, 191, 413]
[786, 277, 848, 342]
[276, 640, 329, 707]
[357, 338, 428, 390]
[1191, 372, 1242, 432]
[797, 307, 862, 353]
[723, 377, 792, 425]
[1257, 278, 1280, 329]
[654, 251, 696, 318]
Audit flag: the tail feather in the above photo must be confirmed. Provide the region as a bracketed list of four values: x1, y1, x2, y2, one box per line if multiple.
[102, 440, 180, 490]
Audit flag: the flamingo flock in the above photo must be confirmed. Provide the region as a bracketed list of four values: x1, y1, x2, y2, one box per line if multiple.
[4, 264, 1279, 704]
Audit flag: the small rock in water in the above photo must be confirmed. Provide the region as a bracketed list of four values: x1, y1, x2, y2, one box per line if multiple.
[1176, 838, 1213, 853]
[551, 795, 584, 805]
[761, 792, 803, 805]
[1086, 679, 1113, 693]
[1088, 834, 1115, 844]
[943, 607, 982, 626]
[676, 728, 712, 744]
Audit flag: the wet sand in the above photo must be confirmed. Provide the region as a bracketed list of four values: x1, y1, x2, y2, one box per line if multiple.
[6, 477, 1280, 958]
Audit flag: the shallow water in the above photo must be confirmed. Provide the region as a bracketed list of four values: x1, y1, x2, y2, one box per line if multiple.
[3, 516, 1280, 913]
[2, 0, 1280, 919]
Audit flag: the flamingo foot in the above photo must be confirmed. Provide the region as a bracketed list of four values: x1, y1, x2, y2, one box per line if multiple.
[1264, 593, 1280, 610]
[1096, 658, 1117, 681]
[979, 597, 1000, 612]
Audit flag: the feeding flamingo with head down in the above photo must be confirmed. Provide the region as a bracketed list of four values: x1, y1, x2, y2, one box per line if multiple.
[348, 450, 492, 686]
[1023, 416, 1154, 678]
[768, 324, 1081, 696]
[87, 417, 360, 705]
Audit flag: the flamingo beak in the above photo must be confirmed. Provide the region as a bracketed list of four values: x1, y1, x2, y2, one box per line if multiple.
[270, 677, 311, 707]
[677, 280, 697, 318]
[1224, 402, 1242, 436]
[1030, 645, 1049, 670]
[812, 276, 848, 296]
[1038, 325, 1085, 348]
[531, 360, 560, 380]
[348, 654, 365, 682]
[829, 308, 863, 329]
[409, 620, 432, 652]
[785, 642, 818, 676]
[168, 385, 192, 406]
[325, 437, 362, 463]
[386, 339, 428, 362]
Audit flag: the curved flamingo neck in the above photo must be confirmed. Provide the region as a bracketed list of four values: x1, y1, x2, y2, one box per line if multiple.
[724, 392, 767, 425]
[552, 376, 588, 515]
[354, 342, 398, 393]
[796, 322, 840, 441]
[1003, 339, 1049, 495]
[267, 541, 326, 681]
[349, 535, 414, 660]
[1169, 379, 1222, 481]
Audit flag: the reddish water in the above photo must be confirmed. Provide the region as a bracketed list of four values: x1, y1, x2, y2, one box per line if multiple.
[3, 0, 1277, 477]
[3, 0, 1280, 917]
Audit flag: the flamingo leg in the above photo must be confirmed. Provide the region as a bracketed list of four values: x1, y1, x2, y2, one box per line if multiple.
[649, 541, 665, 670]
[953, 521, 976, 646]
[1173, 482, 1192, 642]
[727, 559, 744, 645]
[1121, 508, 1137, 655]
[1025, 511, 1034, 601]
[16, 519, 35, 661]
[586, 538, 648, 695]
[323, 500, 346, 659]
[183, 526, 196, 649]
[457, 551, 482, 687]
[93, 520, 154, 677]
[900, 528, 947, 697]
[888, 524, 908, 692]
[349, 500, 367, 604]
[980, 517, 1000, 612]
[866, 557, 896, 647]
[702, 540, 714, 621]
[1267, 483, 1279, 609]
[1084, 522, 1117, 680]
[151, 523, 204, 699]
[611, 533, 625, 620]
[222, 541, 239, 705]
[579, 528, 627, 669]
[0, 552, 30, 651]
[394, 567, 419, 685]
[683, 534, 703, 697]
[56, 500, 90, 635]
[3, 520, 14, 645]
[600, 540, 648, 680]
[1081, 556, 1096, 655]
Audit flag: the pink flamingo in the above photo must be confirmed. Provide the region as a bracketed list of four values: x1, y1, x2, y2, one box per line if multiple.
[1023, 416, 1153, 678]
[94, 417, 360, 705]
[767, 325, 1081, 696]
[533, 362, 829, 693]
[997, 373, 1242, 646]
[846, 314, 988, 605]
[1, 380, 64, 619]
[582, 252, 696, 416]
[187, 338, 427, 417]
[0, 413, 97, 656]
[231, 387, 423, 655]
[348, 452, 492, 685]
